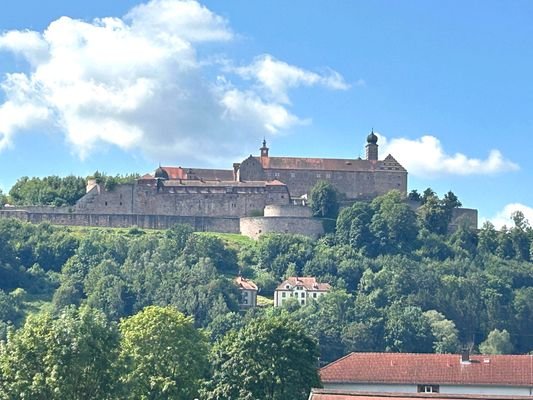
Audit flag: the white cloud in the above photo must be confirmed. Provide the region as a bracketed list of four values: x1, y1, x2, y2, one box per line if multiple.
[235, 54, 350, 104]
[379, 134, 519, 177]
[482, 203, 533, 230]
[0, 0, 348, 163]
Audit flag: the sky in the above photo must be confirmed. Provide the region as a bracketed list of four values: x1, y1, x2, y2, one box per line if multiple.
[0, 0, 532, 227]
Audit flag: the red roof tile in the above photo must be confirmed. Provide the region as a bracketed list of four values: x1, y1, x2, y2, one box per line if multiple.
[159, 167, 234, 181]
[320, 353, 533, 387]
[257, 155, 406, 172]
[276, 277, 331, 291]
[309, 389, 532, 400]
[235, 276, 258, 291]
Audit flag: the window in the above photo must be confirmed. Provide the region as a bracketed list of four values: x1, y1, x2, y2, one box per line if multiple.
[316, 173, 321, 178]
[290, 172, 296, 178]
[282, 292, 286, 298]
[301, 300, 305, 305]
[326, 173, 331, 179]
[313, 293, 317, 298]
[301, 292, 305, 298]
[274, 172, 280, 177]
[104, 201, 108, 206]
[417, 385, 439, 393]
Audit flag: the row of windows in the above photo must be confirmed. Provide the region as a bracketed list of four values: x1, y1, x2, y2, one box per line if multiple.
[281, 292, 318, 299]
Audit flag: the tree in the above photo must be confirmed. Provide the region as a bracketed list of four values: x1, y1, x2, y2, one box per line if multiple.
[203, 314, 320, 400]
[119, 306, 209, 400]
[384, 302, 434, 353]
[479, 329, 514, 354]
[370, 190, 418, 254]
[423, 310, 460, 353]
[0, 189, 7, 207]
[0, 306, 120, 399]
[335, 202, 374, 254]
[309, 180, 339, 219]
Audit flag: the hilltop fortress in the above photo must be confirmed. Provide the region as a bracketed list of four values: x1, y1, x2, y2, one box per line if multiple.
[0, 132, 476, 238]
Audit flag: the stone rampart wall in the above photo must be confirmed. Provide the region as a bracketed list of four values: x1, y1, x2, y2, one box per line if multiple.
[73, 183, 290, 217]
[0, 210, 240, 233]
[240, 216, 324, 240]
[450, 207, 478, 230]
[264, 204, 312, 217]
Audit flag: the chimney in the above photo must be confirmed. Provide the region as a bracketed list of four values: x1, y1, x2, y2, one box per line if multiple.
[461, 349, 470, 363]
[233, 163, 241, 182]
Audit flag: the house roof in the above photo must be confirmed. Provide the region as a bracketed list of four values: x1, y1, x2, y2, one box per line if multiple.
[162, 180, 287, 188]
[235, 276, 258, 291]
[159, 166, 234, 181]
[256, 154, 406, 172]
[309, 389, 533, 400]
[276, 277, 331, 291]
[320, 353, 533, 387]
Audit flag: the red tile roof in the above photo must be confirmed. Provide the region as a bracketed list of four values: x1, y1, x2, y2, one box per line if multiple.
[320, 353, 533, 387]
[309, 389, 533, 400]
[235, 276, 258, 291]
[276, 277, 331, 292]
[159, 167, 234, 181]
[257, 154, 406, 172]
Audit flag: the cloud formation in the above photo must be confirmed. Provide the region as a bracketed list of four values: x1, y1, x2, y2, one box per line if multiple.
[379, 134, 519, 177]
[0, 0, 348, 163]
[482, 203, 533, 230]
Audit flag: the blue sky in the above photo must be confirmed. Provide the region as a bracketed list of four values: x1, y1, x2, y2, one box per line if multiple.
[0, 0, 532, 226]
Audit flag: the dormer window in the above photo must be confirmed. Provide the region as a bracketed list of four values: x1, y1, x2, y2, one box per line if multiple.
[418, 385, 439, 393]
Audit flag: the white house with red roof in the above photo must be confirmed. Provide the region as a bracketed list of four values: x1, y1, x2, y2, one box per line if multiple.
[235, 276, 258, 308]
[319, 352, 533, 397]
[274, 277, 331, 307]
[308, 389, 533, 400]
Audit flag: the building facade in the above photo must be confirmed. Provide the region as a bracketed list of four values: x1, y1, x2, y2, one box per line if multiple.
[320, 352, 533, 397]
[235, 276, 258, 309]
[274, 277, 331, 307]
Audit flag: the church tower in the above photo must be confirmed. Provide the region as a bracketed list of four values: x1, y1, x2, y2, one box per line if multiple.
[365, 129, 378, 161]
[260, 138, 269, 158]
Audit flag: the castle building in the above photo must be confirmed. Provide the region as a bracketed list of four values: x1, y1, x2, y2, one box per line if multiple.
[1, 131, 426, 235]
[76, 130, 407, 220]
[235, 132, 407, 200]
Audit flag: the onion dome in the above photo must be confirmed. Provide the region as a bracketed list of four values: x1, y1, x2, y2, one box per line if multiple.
[367, 129, 378, 144]
[154, 166, 169, 180]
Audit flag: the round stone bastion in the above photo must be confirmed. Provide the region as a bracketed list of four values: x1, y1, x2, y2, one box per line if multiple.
[240, 205, 323, 240]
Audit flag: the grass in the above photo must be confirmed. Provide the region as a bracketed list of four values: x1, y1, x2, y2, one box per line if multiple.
[257, 295, 274, 307]
[196, 232, 255, 250]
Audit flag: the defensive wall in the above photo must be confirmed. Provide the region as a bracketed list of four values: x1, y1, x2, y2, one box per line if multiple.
[240, 216, 324, 240]
[240, 204, 324, 239]
[0, 210, 240, 233]
[74, 181, 290, 218]
[264, 204, 313, 217]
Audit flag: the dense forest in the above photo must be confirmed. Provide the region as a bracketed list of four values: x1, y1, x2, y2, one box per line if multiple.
[0, 179, 532, 399]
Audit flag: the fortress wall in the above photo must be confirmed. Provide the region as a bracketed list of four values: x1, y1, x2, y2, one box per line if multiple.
[262, 169, 407, 200]
[373, 171, 407, 196]
[0, 210, 240, 233]
[264, 204, 312, 217]
[5, 205, 73, 214]
[240, 216, 324, 240]
[450, 208, 478, 230]
[75, 184, 135, 214]
[135, 190, 272, 217]
[76, 183, 290, 218]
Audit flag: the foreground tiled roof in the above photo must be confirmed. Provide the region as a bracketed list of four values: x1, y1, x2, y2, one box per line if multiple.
[276, 277, 331, 291]
[309, 389, 533, 400]
[235, 276, 258, 291]
[320, 353, 533, 387]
